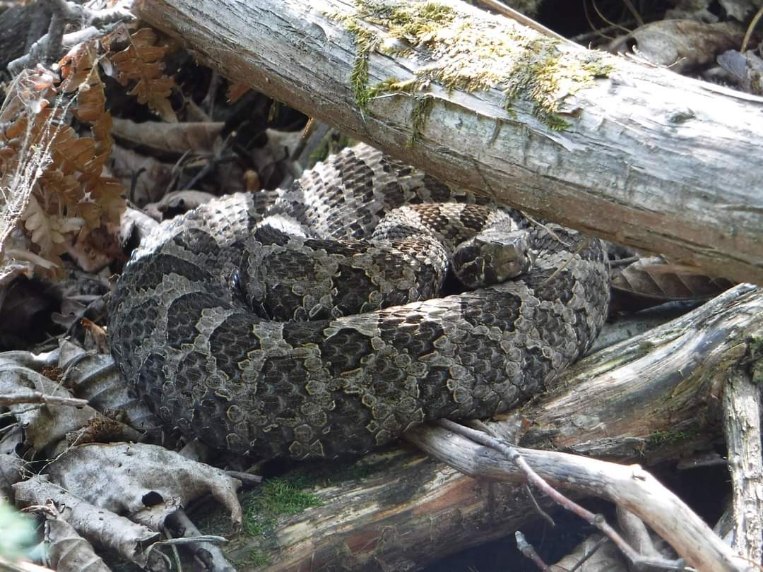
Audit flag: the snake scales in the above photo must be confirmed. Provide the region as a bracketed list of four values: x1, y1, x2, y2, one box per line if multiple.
[108, 144, 610, 459]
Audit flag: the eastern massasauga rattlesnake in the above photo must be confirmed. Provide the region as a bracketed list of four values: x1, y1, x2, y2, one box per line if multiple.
[108, 144, 610, 459]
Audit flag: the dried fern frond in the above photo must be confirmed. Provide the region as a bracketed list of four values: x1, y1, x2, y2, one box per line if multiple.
[103, 26, 178, 122]
[0, 66, 61, 259]
[0, 42, 126, 276]
[1, 24, 182, 277]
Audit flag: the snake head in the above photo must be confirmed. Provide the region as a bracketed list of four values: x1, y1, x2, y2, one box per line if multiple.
[452, 229, 533, 289]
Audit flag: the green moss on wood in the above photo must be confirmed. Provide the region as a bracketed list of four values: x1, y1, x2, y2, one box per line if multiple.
[245, 548, 271, 568]
[242, 476, 322, 538]
[345, 20, 378, 109]
[410, 94, 434, 144]
[332, 0, 614, 131]
[647, 429, 693, 448]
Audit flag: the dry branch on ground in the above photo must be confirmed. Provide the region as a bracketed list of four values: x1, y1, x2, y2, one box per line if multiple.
[220, 285, 761, 571]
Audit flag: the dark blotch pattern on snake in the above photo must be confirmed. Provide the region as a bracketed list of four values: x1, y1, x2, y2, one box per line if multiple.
[108, 144, 610, 459]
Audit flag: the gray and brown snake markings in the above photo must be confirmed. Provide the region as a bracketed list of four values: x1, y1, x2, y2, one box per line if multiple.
[109, 144, 610, 459]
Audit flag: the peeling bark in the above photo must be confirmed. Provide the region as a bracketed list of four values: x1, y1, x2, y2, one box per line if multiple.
[132, 0, 763, 284]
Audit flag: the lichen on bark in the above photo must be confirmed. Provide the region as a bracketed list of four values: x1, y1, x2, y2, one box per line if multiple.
[332, 0, 614, 130]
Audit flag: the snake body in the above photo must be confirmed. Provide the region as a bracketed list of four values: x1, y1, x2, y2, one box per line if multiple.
[108, 144, 610, 459]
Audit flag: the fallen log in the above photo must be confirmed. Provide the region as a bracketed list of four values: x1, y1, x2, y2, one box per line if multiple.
[132, 0, 763, 284]
[217, 285, 761, 571]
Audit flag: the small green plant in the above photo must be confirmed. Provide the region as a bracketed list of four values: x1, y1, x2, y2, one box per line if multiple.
[0, 501, 37, 561]
[243, 477, 322, 537]
[246, 548, 271, 568]
[648, 429, 691, 447]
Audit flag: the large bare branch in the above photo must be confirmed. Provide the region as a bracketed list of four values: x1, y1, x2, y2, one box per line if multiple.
[133, 0, 763, 284]
[218, 285, 761, 570]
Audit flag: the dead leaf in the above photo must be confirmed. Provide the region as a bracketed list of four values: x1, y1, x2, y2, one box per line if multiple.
[109, 144, 175, 206]
[0, 347, 140, 456]
[44, 442, 242, 531]
[58, 340, 159, 434]
[44, 516, 111, 572]
[111, 117, 225, 157]
[0, 452, 25, 500]
[609, 20, 745, 73]
[611, 256, 734, 303]
[717, 49, 763, 94]
[14, 476, 159, 568]
[0, 47, 126, 276]
[0, 351, 95, 456]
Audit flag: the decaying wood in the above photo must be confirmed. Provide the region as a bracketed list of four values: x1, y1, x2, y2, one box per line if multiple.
[410, 426, 744, 571]
[132, 0, 763, 284]
[219, 285, 761, 571]
[424, 419, 701, 571]
[723, 363, 763, 564]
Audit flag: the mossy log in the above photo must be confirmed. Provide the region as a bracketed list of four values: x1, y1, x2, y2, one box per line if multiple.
[215, 285, 761, 571]
[132, 0, 763, 284]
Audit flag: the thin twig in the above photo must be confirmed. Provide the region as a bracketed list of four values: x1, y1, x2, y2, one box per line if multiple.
[582, 1, 621, 41]
[438, 419, 690, 571]
[224, 470, 263, 485]
[164, 509, 236, 571]
[590, 0, 632, 34]
[608, 255, 640, 267]
[523, 483, 555, 527]
[619, 0, 644, 27]
[154, 535, 229, 546]
[516, 531, 551, 571]
[0, 391, 88, 408]
[742, 5, 763, 52]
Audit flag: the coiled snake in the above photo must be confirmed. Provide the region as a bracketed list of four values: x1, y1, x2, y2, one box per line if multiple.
[108, 144, 609, 459]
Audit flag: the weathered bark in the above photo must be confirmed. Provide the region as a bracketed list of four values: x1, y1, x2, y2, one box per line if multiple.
[132, 0, 763, 284]
[723, 362, 763, 564]
[217, 285, 762, 571]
